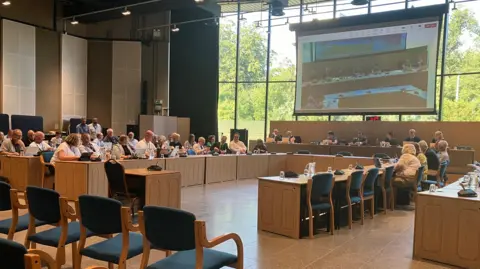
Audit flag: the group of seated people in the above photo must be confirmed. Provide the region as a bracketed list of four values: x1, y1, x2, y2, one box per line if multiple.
[267, 129, 298, 143]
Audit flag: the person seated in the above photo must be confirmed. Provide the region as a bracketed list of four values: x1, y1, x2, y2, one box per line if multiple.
[5, 129, 12, 139]
[253, 139, 268, 153]
[193, 137, 209, 155]
[23, 130, 35, 146]
[157, 135, 171, 156]
[384, 131, 399, 146]
[112, 135, 135, 159]
[269, 129, 282, 142]
[50, 131, 63, 147]
[93, 133, 105, 147]
[184, 134, 196, 150]
[136, 130, 156, 157]
[425, 142, 440, 172]
[437, 140, 450, 164]
[1, 129, 26, 156]
[76, 117, 89, 134]
[103, 128, 119, 144]
[127, 132, 138, 149]
[393, 144, 421, 189]
[325, 131, 338, 145]
[0, 132, 5, 147]
[29, 131, 53, 152]
[229, 132, 246, 154]
[88, 118, 102, 138]
[170, 133, 183, 149]
[404, 129, 421, 143]
[50, 134, 82, 165]
[78, 133, 99, 154]
[206, 135, 220, 154]
[431, 130, 444, 144]
[285, 131, 295, 144]
[352, 131, 367, 145]
[415, 141, 428, 181]
[219, 135, 229, 153]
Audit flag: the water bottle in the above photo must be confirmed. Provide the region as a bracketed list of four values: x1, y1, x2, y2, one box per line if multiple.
[310, 162, 316, 176]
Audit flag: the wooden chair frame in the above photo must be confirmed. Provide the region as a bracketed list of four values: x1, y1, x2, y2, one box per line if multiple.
[426, 163, 446, 187]
[361, 171, 375, 224]
[76, 206, 138, 269]
[105, 160, 139, 218]
[138, 211, 244, 269]
[379, 169, 395, 215]
[6, 188, 27, 240]
[25, 197, 78, 269]
[39, 154, 54, 189]
[306, 177, 335, 238]
[24, 249, 57, 269]
[345, 173, 365, 229]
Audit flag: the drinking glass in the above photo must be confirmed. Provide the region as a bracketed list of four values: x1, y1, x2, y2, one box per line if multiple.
[304, 168, 309, 177]
[348, 164, 353, 170]
[327, 167, 333, 173]
[279, 171, 285, 179]
[429, 184, 437, 192]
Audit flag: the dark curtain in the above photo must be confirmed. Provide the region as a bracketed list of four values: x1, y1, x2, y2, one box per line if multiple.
[170, 7, 219, 139]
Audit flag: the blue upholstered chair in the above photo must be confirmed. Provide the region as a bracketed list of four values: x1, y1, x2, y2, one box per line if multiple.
[0, 237, 56, 269]
[139, 206, 244, 269]
[24, 186, 91, 269]
[345, 170, 364, 229]
[414, 166, 426, 196]
[380, 165, 395, 214]
[361, 168, 380, 224]
[423, 162, 447, 189]
[0, 182, 49, 240]
[39, 151, 54, 188]
[76, 195, 143, 269]
[307, 173, 335, 237]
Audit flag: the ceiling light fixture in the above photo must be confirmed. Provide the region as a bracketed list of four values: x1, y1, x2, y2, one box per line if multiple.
[452, 2, 457, 10]
[71, 17, 79, 25]
[171, 24, 180, 32]
[239, 14, 246, 21]
[194, 0, 204, 2]
[2, 1, 10, 6]
[122, 7, 131, 16]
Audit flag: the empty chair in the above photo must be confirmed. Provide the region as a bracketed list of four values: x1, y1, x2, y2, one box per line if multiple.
[104, 160, 143, 217]
[139, 206, 244, 268]
[373, 153, 390, 159]
[76, 195, 143, 269]
[296, 150, 311, 155]
[0, 182, 49, 240]
[423, 162, 448, 188]
[307, 173, 335, 237]
[0, 237, 56, 269]
[25, 186, 93, 269]
[345, 170, 364, 229]
[381, 165, 395, 213]
[361, 168, 380, 223]
[336, 151, 353, 157]
[39, 151, 55, 188]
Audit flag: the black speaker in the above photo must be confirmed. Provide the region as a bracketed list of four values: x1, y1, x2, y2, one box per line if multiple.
[141, 81, 148, 115]
[126, 125, 140, 140]
[230, 129, 248, 148]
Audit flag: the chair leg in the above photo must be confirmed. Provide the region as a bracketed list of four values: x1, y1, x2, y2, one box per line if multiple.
[71, 242, 77, 269]
[393, 187, 397, 210]
[74, 252, 82, 269]
[383, 191, 387, 215]
[360, 200, 364, 225]
[308, 209, 314, 239]
[329, 208, 334, 235]
[390, 191, 394, 211]
[348, 203, 352, 229]
[108, 263, 114, 269]
[55, 245, 66, 268]
[370, 198, 374, 219]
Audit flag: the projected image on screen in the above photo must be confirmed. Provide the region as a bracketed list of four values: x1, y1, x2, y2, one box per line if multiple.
[295, 18, 440, 114]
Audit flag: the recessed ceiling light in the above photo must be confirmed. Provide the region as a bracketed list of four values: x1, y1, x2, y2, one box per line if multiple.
[2, 1, 11, 6]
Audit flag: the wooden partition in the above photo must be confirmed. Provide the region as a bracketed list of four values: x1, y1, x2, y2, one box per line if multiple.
[271, 121, 480, 155]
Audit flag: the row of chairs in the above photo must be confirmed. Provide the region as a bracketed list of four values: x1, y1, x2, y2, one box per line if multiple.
[0, 184, 244, 269]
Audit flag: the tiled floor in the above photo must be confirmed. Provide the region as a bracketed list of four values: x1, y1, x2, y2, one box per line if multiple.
[1, 179, 456, 268]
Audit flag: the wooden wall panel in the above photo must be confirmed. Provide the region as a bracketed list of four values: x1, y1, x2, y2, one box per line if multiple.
[165, 157, 205, 187]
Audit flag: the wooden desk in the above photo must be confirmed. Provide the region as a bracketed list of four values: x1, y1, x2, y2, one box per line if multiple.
[0, 156, 42, 190]
[267, 154, 288, 176]
[414, 187, 480, 268]
[165, 156, 205, 187]
[237, 154, 269, 180]
[125, 169, 181, 208]
[205, 155, 237, 184]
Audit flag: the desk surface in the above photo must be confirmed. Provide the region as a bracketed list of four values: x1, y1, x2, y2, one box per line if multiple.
[125, 168, 179, 177]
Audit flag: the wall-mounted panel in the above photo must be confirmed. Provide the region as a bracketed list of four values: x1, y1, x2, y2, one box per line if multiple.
[111, 41, 141, 134]
[2, 20, 36, 116]
[62, 34, 87, 119]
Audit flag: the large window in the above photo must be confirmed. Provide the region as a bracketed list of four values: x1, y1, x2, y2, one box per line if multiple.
[236, 83, 266, 140]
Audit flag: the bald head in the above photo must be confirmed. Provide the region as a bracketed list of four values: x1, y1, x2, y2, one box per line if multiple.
[145, 130, 154, 142]
[12, 129, 22, 143]
[34, 131, 45, 143]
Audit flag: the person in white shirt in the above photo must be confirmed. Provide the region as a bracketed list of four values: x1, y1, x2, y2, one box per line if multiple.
[88, 118, 102, 138]
[50, 131, 63, 147]
[78, 133, 99, 154]
[127, 132, 138, 149]
[29, 131, 53, 152]
[193, 137, 208, 155]
[93, 133, 105, 147]
[0, 132, 4, 146]
[136, 130, 156, 153]
[51, 134, 82, 165]
[229, 132, 247, 154]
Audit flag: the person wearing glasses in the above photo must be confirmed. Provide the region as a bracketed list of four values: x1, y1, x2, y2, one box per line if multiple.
[1, 129, 26, 156]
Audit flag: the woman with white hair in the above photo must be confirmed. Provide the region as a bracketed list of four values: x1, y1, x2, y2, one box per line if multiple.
[393, 143, 421, 188]
[437, 140, 450, 164]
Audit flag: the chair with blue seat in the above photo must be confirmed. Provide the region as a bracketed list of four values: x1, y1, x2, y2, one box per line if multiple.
[39, 151, 54, 188]
[380, 165, 395, 214]
[361, 168, 380, 224]
[345, 170, 364, 229]
[0, 182, 49, 240]
[76, 195, 143, 269]
[423, 162, 448, 189]
[307, 173, 335, 237]
[24, 186, 91, 269]
[414, 166, 426, 197]
[139, 206, 244, 269]
[0, 237, 56, 269]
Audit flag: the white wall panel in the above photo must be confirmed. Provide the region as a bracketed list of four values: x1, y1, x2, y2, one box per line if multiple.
[61, 34, 87, 119]
[2, 20, 35, 115]
[111, 41, 141, 134]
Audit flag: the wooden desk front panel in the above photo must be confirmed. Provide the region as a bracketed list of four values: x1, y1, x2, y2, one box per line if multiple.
[205, 156, 237, 184]
[0, 156, 10, 178]
[55, 162, 88, 199]
[166, 157, 205, 187]
[268, 154, 287, 176]
[8, 157, 42, 190]
[312, 155, 335, 172]
[257, 179, 301, 239]
[414, 194, 480, 268]
[448, 149, 474, 168]
[237, 155, 269, 180]
[267, 143, 330, 155]
[145, 172, 181, 208]
[286, 155, 313, 173]
[119, 159, 166, 170]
